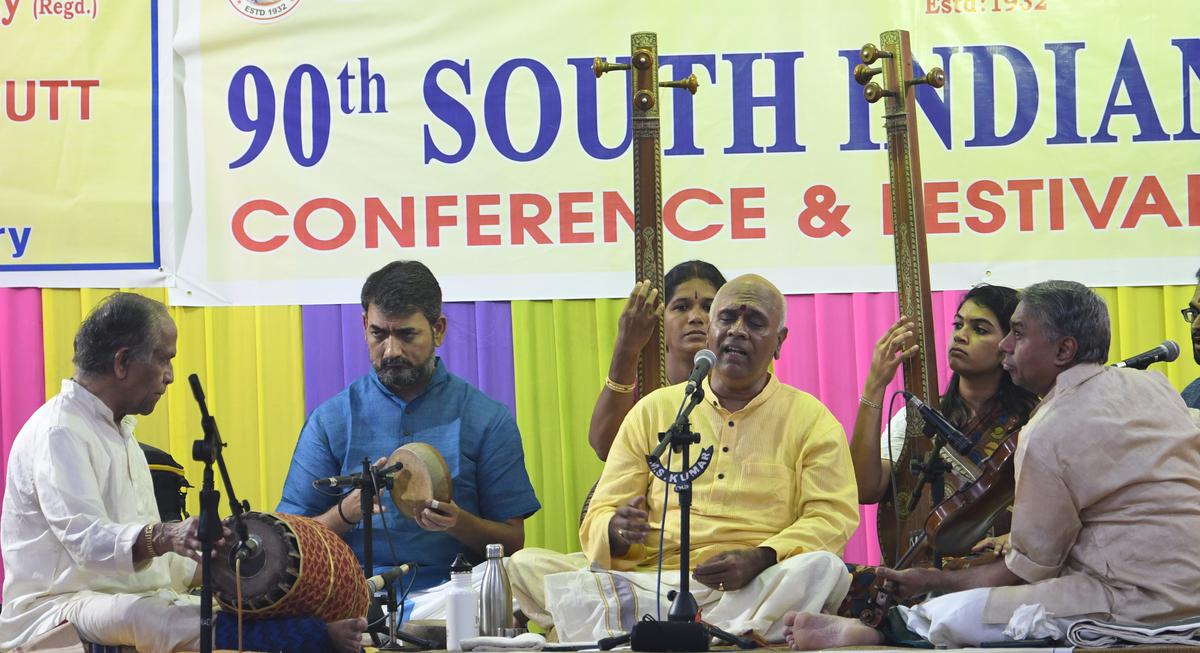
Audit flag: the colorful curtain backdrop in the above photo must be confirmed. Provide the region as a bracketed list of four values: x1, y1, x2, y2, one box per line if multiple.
[2, 285, 1198, 598]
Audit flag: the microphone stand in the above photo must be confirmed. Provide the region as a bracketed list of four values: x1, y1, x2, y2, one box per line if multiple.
[600, 386, 757, 651]
[345, 458, 434, 651]
[901, 420, 954, 570]
[188, 375, 255, 653]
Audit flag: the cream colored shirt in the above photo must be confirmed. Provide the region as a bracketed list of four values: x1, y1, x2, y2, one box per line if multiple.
[581, 374, 859, 571]
[986, 365, 1200, 624]
[0, 380, 196, 648]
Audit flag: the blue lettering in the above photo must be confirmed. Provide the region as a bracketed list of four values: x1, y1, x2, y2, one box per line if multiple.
[484, 58, 562, 162]
[1093, 39, 1169, 143]
[839, 48, 880, 151]
[6, 227, 31, 258]
[568, 56, 631, 160]
[722, 51, 806, 154]
[1045, 42, 1087, 145]
[659, 53, 718, 156]
[1171, 38, 1200, 141]
[423, 59, 475, 165]
[963, 45, 1039, 148]
[912, 47, 957, 149]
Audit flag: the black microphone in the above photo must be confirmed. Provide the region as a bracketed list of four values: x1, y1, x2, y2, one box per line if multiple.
[1111, 340, 1180, 370]
[366, 563, 413, 594]
[685, 349, 716, 395]
[234, 534, 261, 563]
[311, 461, 403, 488]
[902, 391, 973, 456]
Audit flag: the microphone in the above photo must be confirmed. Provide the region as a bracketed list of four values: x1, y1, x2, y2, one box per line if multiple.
[233, 533, 261, 563]
[1111, 340, 1180, 370]
[312, 461, 403, 488]
[901, 391, 973, 456]
[685, 349, 716, 395]
[366, 563, 413, 594]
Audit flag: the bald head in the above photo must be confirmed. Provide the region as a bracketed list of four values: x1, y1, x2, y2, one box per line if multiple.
[708, 274, 789, 395]
[711, 274, 787, 332]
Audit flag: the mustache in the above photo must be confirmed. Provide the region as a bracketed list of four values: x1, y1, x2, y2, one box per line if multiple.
[381, 358, 414, 369]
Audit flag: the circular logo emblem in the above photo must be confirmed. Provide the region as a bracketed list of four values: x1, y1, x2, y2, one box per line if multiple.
[228, 0, 300, 23]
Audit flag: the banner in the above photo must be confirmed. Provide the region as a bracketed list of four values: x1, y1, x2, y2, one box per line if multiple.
[0, 0, 169, 287]
[55, 2, 1200, 303]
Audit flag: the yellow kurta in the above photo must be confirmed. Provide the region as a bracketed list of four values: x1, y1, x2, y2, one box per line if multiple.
[580, 374, 859, 571]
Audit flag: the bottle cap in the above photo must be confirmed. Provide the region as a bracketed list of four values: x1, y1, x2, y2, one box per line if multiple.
[450, 552, 472, 573]
[486, 543, 504, 558]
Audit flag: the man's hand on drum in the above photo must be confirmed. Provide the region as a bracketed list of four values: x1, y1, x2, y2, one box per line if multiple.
[415, 498, 459, 532]
[608, 496, 650, 557]
[155, 516, 233, 562]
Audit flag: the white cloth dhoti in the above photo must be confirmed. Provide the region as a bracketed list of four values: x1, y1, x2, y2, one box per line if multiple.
[508, 548, 850, 643]
[56, 591, 202, 653]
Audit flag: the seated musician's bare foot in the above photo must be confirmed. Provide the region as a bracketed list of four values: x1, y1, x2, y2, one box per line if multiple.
[327, 617, 367, 653]
[782, 611, 883, 650]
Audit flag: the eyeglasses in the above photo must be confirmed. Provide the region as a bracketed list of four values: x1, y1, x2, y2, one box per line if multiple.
[1184, 307, 1200, 324]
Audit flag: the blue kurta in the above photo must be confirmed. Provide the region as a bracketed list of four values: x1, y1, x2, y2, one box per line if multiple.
[278, 358, 540, 591]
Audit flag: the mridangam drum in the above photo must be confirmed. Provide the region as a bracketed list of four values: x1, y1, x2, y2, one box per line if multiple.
[385, 443, 453, 518]
[212, 512, 368, 622]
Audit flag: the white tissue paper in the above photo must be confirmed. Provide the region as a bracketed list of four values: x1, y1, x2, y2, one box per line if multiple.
[1003, 603, 1064, 641]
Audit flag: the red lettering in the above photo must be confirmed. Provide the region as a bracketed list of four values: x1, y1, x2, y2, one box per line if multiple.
[1048, 178, 1064, 231]
[1189, 174, 1200, 227]
[294, 198, 354, 251]
[1121, 176, 1181, 229]
[558, 191, 593, 244]
[71, 79, 98, 119]
[964, 180, 1005, 234]
[510, 193, 552, 245]
[924, 181, 960, 234]
[39, 79, 66, 120]
[465, 194, 501, 246]
[601, 191, 634, 243]
[729, 187, 767, 239]
[231, 199, 288, 252]
[424, 195, 458, 247]
[1007, 179, 1043, 232]
[1071, 176, 1127, 229]
[5, 80, 34, 121]
[364, 196, 414, 248]
[663, 188, 722, 242]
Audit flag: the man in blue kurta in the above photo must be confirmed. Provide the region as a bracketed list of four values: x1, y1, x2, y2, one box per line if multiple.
[278, 260, 540, 595]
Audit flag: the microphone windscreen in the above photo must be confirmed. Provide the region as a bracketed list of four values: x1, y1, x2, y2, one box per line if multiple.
[694, 348, 716, 368]
[1163, 340, 1180, 362]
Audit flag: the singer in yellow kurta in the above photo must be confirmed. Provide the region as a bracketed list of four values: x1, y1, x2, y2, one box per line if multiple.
[581, 373, 859, 572]
[508, 275, 859, 643]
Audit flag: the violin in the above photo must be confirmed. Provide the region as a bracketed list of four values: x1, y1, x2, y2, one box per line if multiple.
[855, 432, 1019, 626]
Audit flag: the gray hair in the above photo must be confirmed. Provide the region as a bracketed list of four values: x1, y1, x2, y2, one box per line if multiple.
[73, 292, 171, 376]
[1018, 280, 1110, 365]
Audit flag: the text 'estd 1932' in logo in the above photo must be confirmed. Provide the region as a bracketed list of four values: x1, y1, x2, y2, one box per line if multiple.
[228, 0, 300, 23]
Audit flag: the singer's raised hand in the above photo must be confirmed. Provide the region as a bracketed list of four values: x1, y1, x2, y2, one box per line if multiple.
[615, 281, 664, 357]
[608, 496, 650, 557]
[864, 317, 919, 398]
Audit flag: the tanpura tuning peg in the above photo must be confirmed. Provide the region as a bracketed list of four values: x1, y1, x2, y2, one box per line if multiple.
[863, 82, 896, 104]
[853, 63, 881, 86]
[633, 90, 655, 111]
[592, 57, 631, 78]
[660, 73, 699, 95]
[907, 67, 945, 89]
[632, 49, 654, 70]
[860, 43, 893, 65]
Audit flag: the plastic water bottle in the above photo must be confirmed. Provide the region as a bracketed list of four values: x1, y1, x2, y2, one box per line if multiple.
[445, 553, 477, 651]
[478, 543, 514, 636]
